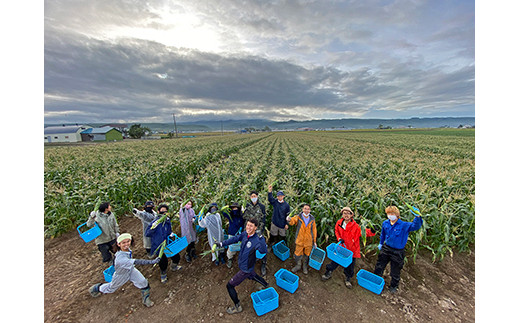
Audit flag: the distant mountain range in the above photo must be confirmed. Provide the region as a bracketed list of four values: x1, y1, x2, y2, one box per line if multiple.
[46, 117, 475, 132]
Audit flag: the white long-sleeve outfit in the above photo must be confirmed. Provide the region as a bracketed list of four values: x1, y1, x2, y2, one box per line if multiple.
[99, 250, 152, 294]
[198, 212, 223, 261]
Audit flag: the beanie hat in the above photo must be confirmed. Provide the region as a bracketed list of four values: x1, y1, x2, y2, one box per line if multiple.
[117, 233, 132, 244]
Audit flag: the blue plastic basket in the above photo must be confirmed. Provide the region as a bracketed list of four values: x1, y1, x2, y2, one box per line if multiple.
[77, 222, 102, 243]
[274, 268, 299, 293]
[164, 234, 188, 257]
[251, 287, 279, 316]
[357, 269, 385, 295]
[103, 265, 115, 282]
[309, 247, 326, 270]
[229, 241, 241, 252]
[273, 240, 290, 261]
[326, 243, 353, 268]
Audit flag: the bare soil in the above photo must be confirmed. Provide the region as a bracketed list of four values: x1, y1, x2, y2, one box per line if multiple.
[45, 215, 474, 322]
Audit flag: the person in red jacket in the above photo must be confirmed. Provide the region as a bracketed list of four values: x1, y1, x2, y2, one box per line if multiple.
[321, 207, 361, 288]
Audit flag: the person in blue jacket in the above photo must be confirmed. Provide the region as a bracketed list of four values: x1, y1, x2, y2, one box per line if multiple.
[223, 202, 245, 268]
[214, 218, 269, 315]
[145, 204, 182, 283]
[267, 185, 291, 249]
[374, 205, 423, 294]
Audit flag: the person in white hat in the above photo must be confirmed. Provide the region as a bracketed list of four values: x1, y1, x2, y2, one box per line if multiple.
[89, 233, 160, 307]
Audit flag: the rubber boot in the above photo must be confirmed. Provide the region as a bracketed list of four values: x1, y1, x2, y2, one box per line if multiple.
[261, 259, 267, 277]
[302, 255, 309, 274]
[140, 285, 154, 307]
[291, 255, 302, 273]
[171, 262, 182, 271]
[185, 252, 192, 263]
[322, 270, 333, 281]
[226, 302, 243, 314]
[160, 270, 168, 283]
[89, 283, 102, 297]
[190, 248, 198, 260]
[226, 257, 233, 269]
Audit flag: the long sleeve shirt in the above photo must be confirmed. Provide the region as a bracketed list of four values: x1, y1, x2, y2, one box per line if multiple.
[379, 216, 423, 250]
[268, 192, 291, 229]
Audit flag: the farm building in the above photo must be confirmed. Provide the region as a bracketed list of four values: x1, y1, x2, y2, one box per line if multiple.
[81, 127, 123, 141]
[44, 125, 93, 143]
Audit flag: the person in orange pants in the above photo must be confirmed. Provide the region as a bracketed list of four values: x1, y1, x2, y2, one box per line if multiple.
[286, 204, 317, 274]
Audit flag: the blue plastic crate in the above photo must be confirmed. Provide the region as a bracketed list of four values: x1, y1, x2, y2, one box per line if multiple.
[357, 269, 385, 295]
[274, 268, 299, 293]
[256, 250, 266, 259]
[251, 287, 279, 316]
[326, 243, 353, 268]
[309, 247, 326, 270]
[77, 222, 102, 243]
[164, 234, 188, 257]
[273, 240, 290, 261]
[103, 265, 115, 282]
[229, 241, 241, 252]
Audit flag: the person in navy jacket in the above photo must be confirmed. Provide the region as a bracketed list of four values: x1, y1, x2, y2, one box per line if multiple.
[374, 205, 423, 293]
[267, 185, 291, 249]
[214, 218, 269, 315]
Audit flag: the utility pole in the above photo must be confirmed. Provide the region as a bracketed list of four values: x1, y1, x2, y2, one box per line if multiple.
[172, 113, 178, 138]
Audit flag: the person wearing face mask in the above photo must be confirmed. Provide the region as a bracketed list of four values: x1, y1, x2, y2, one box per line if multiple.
[145, 204, 182, 283]
[373, 205, 423, 294]
[321, 207, 361, 288]
[87, 201, 120, 264]
[132, 201, 157, 257]
[223, 202, 245, 268]
[286, 204, 317, 274]
[267, 185, 291, 250]
[179, 200, 198, 263]
[198, 203, 225, 265]
[242, 191, 268, 276]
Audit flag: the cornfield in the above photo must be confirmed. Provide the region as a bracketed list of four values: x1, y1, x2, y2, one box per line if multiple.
[44, 129, 475, 262]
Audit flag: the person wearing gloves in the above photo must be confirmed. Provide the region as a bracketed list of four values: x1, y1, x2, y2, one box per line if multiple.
[87, 201, 120, 264]
[132, 201, 157, 257]
[198, 203, 225, 265]
[267, 185, 291, 249]
[242, 191, 268, 276]
[286, 204, 317, 274]
[213, 218, 269, 315]
[223, 202, 245, 269]
[145, 204, 182, 283]
[374, 205, 423, 294]
[321, 207, 361, 288]
[89, 233, 160, 307]
[179, 200, 198, 263]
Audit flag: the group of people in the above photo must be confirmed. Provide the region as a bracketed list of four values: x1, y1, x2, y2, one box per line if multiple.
[84, 187, 423, 314]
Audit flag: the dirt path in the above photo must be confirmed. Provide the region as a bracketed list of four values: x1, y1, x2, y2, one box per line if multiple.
[44, 216, 474, 322]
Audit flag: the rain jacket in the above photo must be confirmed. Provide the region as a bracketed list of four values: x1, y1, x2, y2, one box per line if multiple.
[222, 231, 268, 273]
[335, 218, 361, 258]
[288, 212, 317, 248]
[179, 206, 197, 244]
[134, 210, 157, 249]
[87, 210, 119, 245]
[144, 217, 172, 256]
[198, 212, 224, 261]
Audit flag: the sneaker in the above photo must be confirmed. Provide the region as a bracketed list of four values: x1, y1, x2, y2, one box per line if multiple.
[214, 259, 220, 266]
[389, 286, 398, 294]
[226, 258, 233, 269]
[143, 297, 154, 307]
[171, 264, 183, 271]
[226, 304, 243, 314]
[185, 253, 192, 263]
[321, 271, 332, 281]
[161, 271, 168, 283]
[344, 279, 353, 289]
[89, 283, 102, 297]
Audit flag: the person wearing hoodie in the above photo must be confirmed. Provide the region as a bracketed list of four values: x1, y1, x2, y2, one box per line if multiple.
[87, 201, 120, 264]
[89, 233, 160, 307]
[145, 204, 182, 283]
[223, 202, 245, 268]
[286, 204, 317, 275]
[321, 207, 361, 288]
[198, 203, 225, 265]
[179, 200, 198, 263]
[132, 201, 157, 256]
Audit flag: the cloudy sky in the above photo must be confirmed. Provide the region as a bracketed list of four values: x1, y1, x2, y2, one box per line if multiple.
[44, 0, 474, 123]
